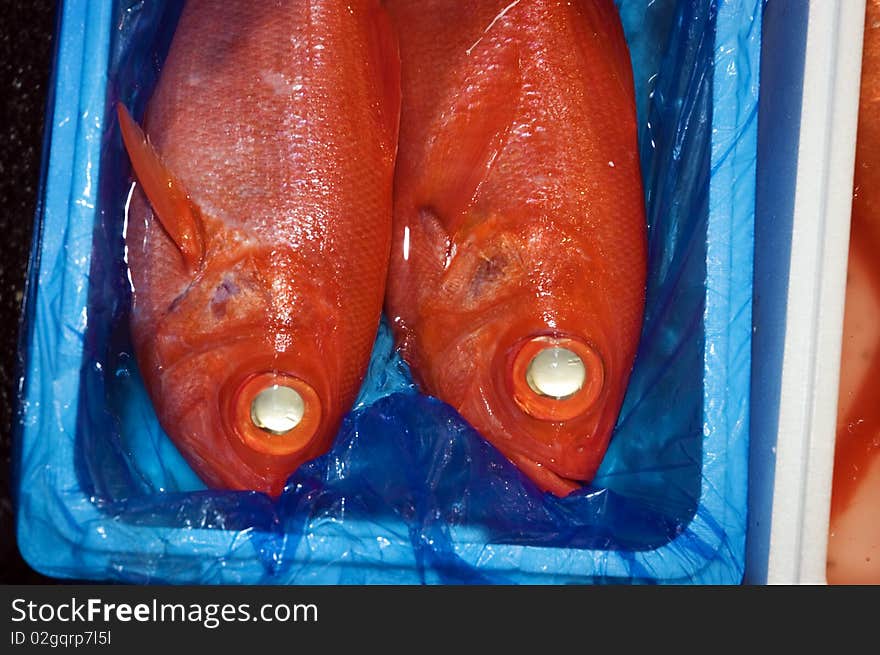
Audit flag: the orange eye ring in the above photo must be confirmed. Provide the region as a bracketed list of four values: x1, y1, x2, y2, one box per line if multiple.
[231, 372, 323, 457]
[508, 335, 604, 422]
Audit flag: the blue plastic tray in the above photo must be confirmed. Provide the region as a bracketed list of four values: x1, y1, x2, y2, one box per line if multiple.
[15, 0, 760, 584]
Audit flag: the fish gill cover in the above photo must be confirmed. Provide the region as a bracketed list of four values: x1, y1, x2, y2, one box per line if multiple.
[15, 0, 759, 584]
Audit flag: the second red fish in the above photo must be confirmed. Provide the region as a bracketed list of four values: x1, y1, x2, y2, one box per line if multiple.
[385, 0, 647, 496]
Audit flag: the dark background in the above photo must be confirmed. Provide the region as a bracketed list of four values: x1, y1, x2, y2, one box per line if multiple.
[1, 0, 59, 584]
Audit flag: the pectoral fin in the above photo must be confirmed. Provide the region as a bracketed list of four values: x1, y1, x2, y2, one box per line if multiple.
[418, 38, 522, 237]
[117, 103, 205, 271]
[366, 2, 402, 151]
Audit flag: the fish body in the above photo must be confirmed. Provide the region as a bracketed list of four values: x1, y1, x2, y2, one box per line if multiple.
[385, 0, 647, 495]
[828, 0, 880, 584]
[120, 0, 400, 497]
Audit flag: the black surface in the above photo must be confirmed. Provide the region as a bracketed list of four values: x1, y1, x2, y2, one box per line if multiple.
[0, 0, 59, 584]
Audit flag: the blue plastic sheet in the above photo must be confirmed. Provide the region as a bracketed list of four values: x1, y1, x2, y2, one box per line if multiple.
[15, 0, 760, 584]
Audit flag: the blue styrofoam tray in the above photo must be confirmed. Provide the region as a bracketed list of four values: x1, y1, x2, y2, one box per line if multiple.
[15, 0, 760, 584]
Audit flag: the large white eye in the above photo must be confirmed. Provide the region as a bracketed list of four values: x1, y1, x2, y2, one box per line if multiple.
[525, 347, 587, 400]
[250, 385, 305, 434]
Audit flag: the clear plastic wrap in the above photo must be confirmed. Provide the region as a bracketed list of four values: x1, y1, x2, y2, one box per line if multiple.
[15, 0, 761, 584]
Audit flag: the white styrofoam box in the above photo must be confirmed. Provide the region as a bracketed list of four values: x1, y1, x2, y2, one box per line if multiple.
[747, 0, 866, 584]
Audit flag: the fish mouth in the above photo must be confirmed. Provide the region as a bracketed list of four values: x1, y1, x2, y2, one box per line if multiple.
[505, 450, 585, 497]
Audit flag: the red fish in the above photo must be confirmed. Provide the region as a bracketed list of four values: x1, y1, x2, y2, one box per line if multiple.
[118, 0, 400, 497]
[828, 0, 880, 584]
[385, 0, 647, 496]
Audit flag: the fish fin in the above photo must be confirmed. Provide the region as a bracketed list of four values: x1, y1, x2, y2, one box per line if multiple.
[417, 205, 454, 265]
[117, 103, 205, 271]
[367, 2, 402, 150]
[417, 37, 522, 237]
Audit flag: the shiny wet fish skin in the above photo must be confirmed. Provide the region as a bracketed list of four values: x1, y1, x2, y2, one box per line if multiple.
[121, 0, 400, 497]
[385, 0, 647, 496]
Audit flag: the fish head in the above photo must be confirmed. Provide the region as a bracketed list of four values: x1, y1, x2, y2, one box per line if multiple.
[133, 235, 339, 495]
[416, 216, 630, 494]
[118, 103, 343, 494]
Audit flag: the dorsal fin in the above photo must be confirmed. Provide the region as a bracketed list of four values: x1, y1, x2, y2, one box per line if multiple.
[117, 103, 205, 271]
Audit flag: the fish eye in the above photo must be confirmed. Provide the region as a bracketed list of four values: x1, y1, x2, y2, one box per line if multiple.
[509, 335, 605, 422]
[525, 347, 586, 399]
[250, 384, 305, 434]
[231, 372, 323, 457]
